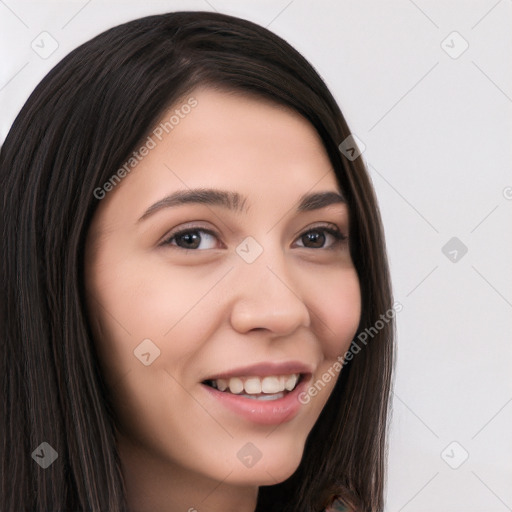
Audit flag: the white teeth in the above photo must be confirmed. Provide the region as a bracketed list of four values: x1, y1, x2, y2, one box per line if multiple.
[244, 377, 262, 394]
[261, 376, 281, 394]
[209, 373, 301, 395]
[285, 374, 299, 391]
[228, 377, 244, 394]
[216, 378, 228, 391]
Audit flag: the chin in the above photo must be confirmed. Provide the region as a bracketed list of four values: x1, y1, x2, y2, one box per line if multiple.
[225, 442, 305, 487]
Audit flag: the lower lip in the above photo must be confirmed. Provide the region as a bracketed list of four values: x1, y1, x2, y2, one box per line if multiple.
[201, 375, 311, 426]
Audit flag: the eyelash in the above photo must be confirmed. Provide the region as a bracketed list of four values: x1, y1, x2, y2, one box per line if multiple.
[160, 224, 348, 251]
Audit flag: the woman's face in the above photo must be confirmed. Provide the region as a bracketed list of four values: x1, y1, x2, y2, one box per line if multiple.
[84, 87, 361, 490]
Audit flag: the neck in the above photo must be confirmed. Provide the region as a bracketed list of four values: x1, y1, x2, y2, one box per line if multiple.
[117, 431, 259, 512]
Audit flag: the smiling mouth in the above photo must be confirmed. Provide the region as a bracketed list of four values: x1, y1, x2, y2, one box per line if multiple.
[202, 373, 306, 401]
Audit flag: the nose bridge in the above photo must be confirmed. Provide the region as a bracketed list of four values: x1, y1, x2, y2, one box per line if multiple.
[229, 237, 311, 334]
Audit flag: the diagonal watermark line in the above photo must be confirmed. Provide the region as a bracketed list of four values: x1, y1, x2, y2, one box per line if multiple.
[368, 62, 439, 131]
[266, 0, 295, 28]
[472, 396, 512, 439]
[407, 0, 439, 28]
[398, 472, 439, 511]
[202, 0, 219, 13]
[164, 368, 234, 438]
[472, 60, 512, 104]
[471, 265, 512, 308]
[266, 167, 333, 234]
[393, 392, 439, 438]
[369, 163, 439, 233]
[0, 62, 29, 91]
[406, 266, 439, 297]
[471, 0, 504, 29]
[470, 204, 499, 233]
[264, 469, 280, 484]
[472, 471, 512, 510]
[163, 266, 235, 336]
[266, 265, 335, 336]
[85, 290, 132, 336]
[61, 0, 92, 29]
[199, 469, 234, 503]
[0, 0, 29, 28]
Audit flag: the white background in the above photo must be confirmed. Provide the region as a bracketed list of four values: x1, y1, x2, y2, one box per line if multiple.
[1, 1, 511, 510]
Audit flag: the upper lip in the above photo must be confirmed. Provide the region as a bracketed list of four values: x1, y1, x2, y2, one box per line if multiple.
[202, 360, 314, 381]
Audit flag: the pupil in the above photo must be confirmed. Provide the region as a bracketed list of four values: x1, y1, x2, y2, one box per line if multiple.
[180, 232, 200, 248]
[305, 231, 324, 248]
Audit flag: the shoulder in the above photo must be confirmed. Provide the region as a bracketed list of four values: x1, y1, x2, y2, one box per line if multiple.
[323, 497, 352, 511]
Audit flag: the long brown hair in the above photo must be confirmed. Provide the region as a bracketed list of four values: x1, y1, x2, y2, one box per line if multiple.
[0, 11, 395, 512]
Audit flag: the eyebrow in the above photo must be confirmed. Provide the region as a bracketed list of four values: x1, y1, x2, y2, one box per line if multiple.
[137, 188, 346, 222]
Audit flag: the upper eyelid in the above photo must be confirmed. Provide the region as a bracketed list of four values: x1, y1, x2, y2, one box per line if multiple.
[160, 222, 348, 247]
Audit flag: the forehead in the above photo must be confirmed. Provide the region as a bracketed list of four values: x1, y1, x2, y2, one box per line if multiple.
[90, 87, 343, 228]
[143, 88, 336, 180]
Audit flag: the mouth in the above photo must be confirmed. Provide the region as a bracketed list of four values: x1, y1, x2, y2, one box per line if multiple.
[202, 373, 306, 401]
[200, 361, 314, 425]
[201, 371, 312, 425]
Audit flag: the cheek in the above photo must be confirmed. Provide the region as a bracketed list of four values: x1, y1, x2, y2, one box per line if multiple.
[295, 268, 360, 419]
[313, 267, 361, 360]
[84, 252, 166, 383]
[84, 253, 220, 383]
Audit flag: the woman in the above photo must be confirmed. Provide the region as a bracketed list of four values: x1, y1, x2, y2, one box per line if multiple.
[0, 11, 395, 512]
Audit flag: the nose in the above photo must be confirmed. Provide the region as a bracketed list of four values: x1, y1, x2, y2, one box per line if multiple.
[229, 246, 312, 336]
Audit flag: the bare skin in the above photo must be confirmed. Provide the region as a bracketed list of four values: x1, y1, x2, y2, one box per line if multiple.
[84, 87, 361, 512]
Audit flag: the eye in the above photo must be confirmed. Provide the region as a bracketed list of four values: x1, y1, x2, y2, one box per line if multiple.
[160, 223, 348, 251]
[161, 226, 220, 250]
[294, 224, 348, 250]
